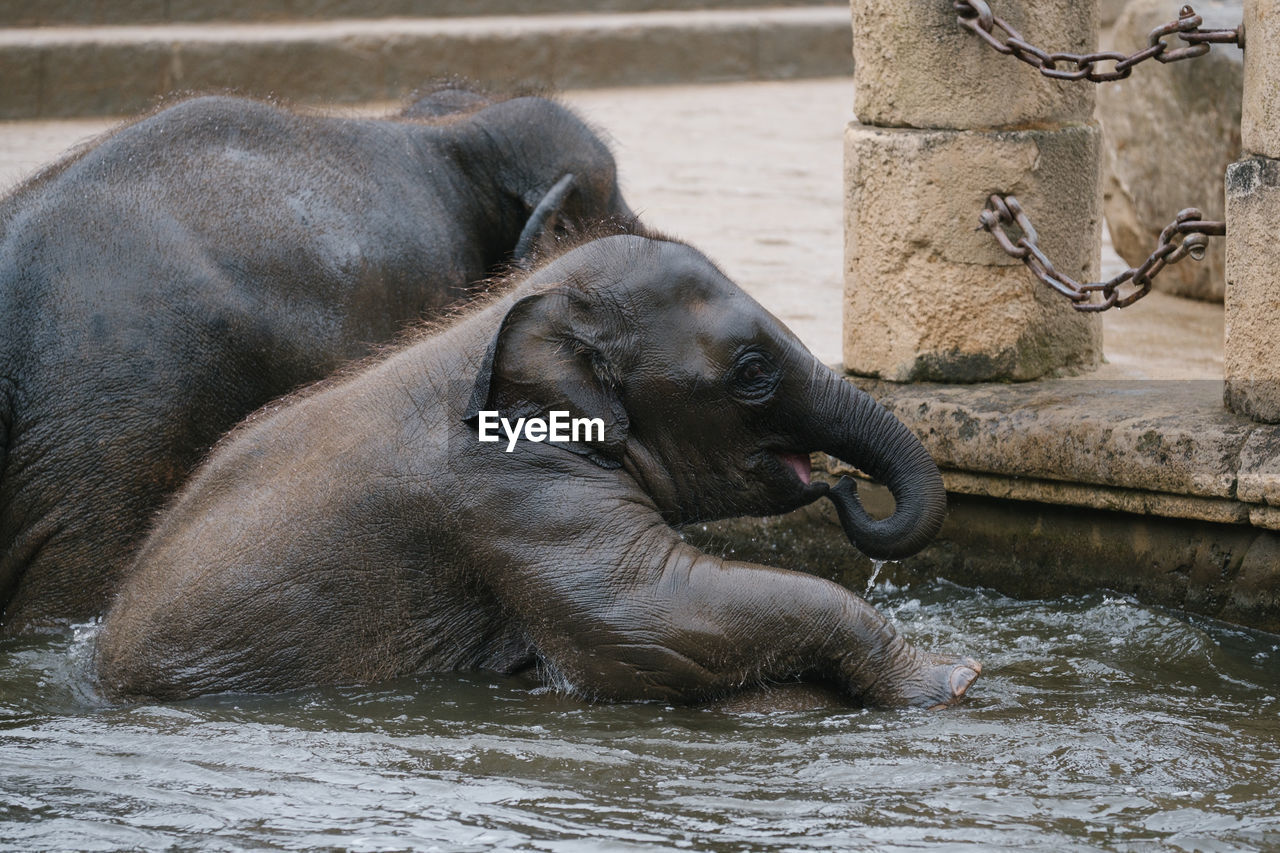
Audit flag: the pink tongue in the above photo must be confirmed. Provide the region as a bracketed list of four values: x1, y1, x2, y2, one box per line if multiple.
[779, 452, 812, 485]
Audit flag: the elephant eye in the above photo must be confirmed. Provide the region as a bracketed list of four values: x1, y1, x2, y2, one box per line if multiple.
[729, 350, 779, 402]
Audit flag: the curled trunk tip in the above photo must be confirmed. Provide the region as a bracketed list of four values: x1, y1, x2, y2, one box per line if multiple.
[812, 376, 947, 561]
[826, 474, 946, 561]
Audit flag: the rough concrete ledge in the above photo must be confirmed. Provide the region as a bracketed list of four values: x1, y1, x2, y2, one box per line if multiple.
[843, 377, 1280, 531]
[0, 8, 854, 119]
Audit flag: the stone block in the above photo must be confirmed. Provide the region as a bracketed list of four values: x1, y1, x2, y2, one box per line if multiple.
[1224, 156, 1280, 421]
[1099, 0, 1242, 302]
[1241, 0, 1280, 159]
[0, 45, 41, 120]
[1237, 426, 1280, 505]
[852, 0, 1096, 130]
[843, 121, 1102, 382]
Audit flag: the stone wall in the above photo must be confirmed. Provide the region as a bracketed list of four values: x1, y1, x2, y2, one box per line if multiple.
[1225, 0, 1280, 422]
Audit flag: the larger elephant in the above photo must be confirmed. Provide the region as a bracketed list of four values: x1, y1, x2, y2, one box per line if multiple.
[0, 86, 632, 631]
[96, 234, 979, 708]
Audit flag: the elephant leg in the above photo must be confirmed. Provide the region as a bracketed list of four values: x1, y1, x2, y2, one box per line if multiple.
[663, 545, 981, 709]
[487, 524, 980, 709]
[827, 590, 983, 709]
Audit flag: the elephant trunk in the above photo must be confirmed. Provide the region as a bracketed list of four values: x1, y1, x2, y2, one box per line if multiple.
[807, 370, 947, 561]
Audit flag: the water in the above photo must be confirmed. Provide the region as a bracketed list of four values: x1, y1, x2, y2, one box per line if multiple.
[865, 560, 887, 595]
[3, 581, 1279, 851]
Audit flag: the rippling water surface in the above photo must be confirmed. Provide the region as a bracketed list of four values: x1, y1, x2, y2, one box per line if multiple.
[3, 581, 1278, 851]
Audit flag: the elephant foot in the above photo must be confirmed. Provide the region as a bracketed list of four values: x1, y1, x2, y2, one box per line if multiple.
[867, 653, 982, 710]
[921, 654, 982, 710]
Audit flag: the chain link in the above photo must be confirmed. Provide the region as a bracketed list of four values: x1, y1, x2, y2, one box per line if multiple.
[955, 1, 1243, 82]
[979, 194, 1224, 311]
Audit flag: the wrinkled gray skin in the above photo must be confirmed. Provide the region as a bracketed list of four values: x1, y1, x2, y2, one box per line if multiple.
[0, 86, 632, 632]
[96, 235, 980, 708]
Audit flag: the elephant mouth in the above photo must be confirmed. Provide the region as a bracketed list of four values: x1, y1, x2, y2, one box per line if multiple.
[733, 450, 828, 517]
[776, 451, 812, 485]
[772, 450, 830, 504]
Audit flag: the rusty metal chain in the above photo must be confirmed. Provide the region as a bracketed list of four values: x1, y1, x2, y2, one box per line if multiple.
[979, 194, 1224, 311]
[955, 1, 1243, 82]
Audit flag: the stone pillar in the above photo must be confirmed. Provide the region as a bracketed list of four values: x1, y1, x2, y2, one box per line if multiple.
[844, 0, 1103, 382]
[1225, 0, 1280, 422]
[1239, 0, 1279, 160]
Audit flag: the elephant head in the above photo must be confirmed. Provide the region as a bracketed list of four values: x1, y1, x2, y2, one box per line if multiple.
[473, 97, 635, 264]
[402, 84, 636, 265]
[467, 235, 946, 560]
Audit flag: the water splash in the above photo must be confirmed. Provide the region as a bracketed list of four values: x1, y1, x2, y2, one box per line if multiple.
[866, 559, 886, 594]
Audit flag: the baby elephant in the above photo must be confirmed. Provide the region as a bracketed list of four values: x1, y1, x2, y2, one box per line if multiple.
[96, 235, 981, 708]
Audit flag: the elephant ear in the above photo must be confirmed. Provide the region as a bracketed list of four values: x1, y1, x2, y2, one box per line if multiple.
[512, 174, 576, 264]
[464, 287, 628, 468]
